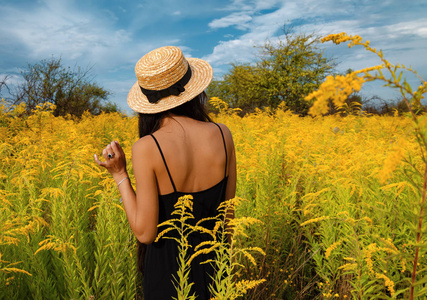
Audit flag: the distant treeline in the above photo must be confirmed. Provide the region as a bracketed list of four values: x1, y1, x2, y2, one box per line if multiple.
[206, 27, 418, 117]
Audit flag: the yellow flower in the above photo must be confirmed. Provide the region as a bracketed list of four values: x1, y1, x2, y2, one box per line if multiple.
[375, 273, 395, 296]
[338, 263, 357, 271]
[300, 216, 331, 226]
[305, 73, 365, 116]
[364, 243, 378, 275]
[378, 140, 405, 184]
[325, 241, 342, 259]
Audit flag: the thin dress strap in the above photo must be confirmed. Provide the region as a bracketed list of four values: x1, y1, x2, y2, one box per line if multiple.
[150, 134, 177, 193]
[213, 123, 228, 178]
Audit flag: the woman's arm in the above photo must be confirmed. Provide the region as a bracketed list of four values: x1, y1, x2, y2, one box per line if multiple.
[94, 140, 159, 244]
[218, 124, 236, 203]
[225, 136, 237, 203]
[218, 124, 237, 244]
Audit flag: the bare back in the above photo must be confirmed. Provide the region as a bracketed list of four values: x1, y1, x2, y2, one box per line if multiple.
[148, 115, 231, 196]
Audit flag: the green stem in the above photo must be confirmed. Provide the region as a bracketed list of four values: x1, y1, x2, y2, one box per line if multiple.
[410, 161, 427, 299]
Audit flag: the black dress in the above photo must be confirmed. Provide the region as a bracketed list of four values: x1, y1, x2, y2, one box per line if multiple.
[143, 123, 228, 300]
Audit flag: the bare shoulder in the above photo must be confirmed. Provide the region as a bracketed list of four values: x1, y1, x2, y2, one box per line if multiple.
[215, 123, 233, 139]
[214, 122, 234, 149]
[132, 135, 156, 162]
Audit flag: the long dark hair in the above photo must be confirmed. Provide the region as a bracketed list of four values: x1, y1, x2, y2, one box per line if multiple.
[138, 91, 212, 138]
[136, 91, 212, 273]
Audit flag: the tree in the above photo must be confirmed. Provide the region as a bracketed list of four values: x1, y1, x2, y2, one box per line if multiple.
[208, 27, 336, 115]
[206, 79, 230, 113]
[0, 76, 7, 94]
[208, 64, 268, 114]
[0, 75, 11, 101]
[12, 57, 118, 116]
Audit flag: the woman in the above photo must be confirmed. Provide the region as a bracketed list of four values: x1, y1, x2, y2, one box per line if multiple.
[94, 46, 236, 299]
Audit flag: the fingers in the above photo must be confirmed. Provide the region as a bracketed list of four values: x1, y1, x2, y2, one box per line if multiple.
[115, 141, 124, 152]
[106, 144, 114, 158]
[111, 141, 122, 156]
[102, 148, 110, 160]
[94, 154, 105, 167]
[95, 140, 124, 169]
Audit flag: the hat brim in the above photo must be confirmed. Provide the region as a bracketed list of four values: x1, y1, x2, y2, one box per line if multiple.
[127, 58, 213, 114]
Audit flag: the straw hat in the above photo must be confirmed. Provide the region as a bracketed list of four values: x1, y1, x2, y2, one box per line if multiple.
[127, 46, 213, 114]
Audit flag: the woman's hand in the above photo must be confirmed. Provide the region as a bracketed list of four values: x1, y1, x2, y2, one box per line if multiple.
[94, 141, 128, 182]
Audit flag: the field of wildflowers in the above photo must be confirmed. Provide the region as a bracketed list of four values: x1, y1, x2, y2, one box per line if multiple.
[1, 34, 426, 299]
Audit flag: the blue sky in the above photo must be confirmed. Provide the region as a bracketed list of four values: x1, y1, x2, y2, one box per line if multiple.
[1, 0, 426, 114]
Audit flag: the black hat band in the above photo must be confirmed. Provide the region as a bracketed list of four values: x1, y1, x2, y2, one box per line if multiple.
[139, 67, 192, 104]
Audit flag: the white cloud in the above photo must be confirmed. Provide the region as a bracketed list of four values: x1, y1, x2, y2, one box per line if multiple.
[0, 1, 134, 71]
[205, 2, 299, 66]
[254, 0, 285, 11]
[219, 0, 254, 12]
[209, 12, 253, 30]
[204, 39, 258, 68]
[383, 19, 427, 39]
